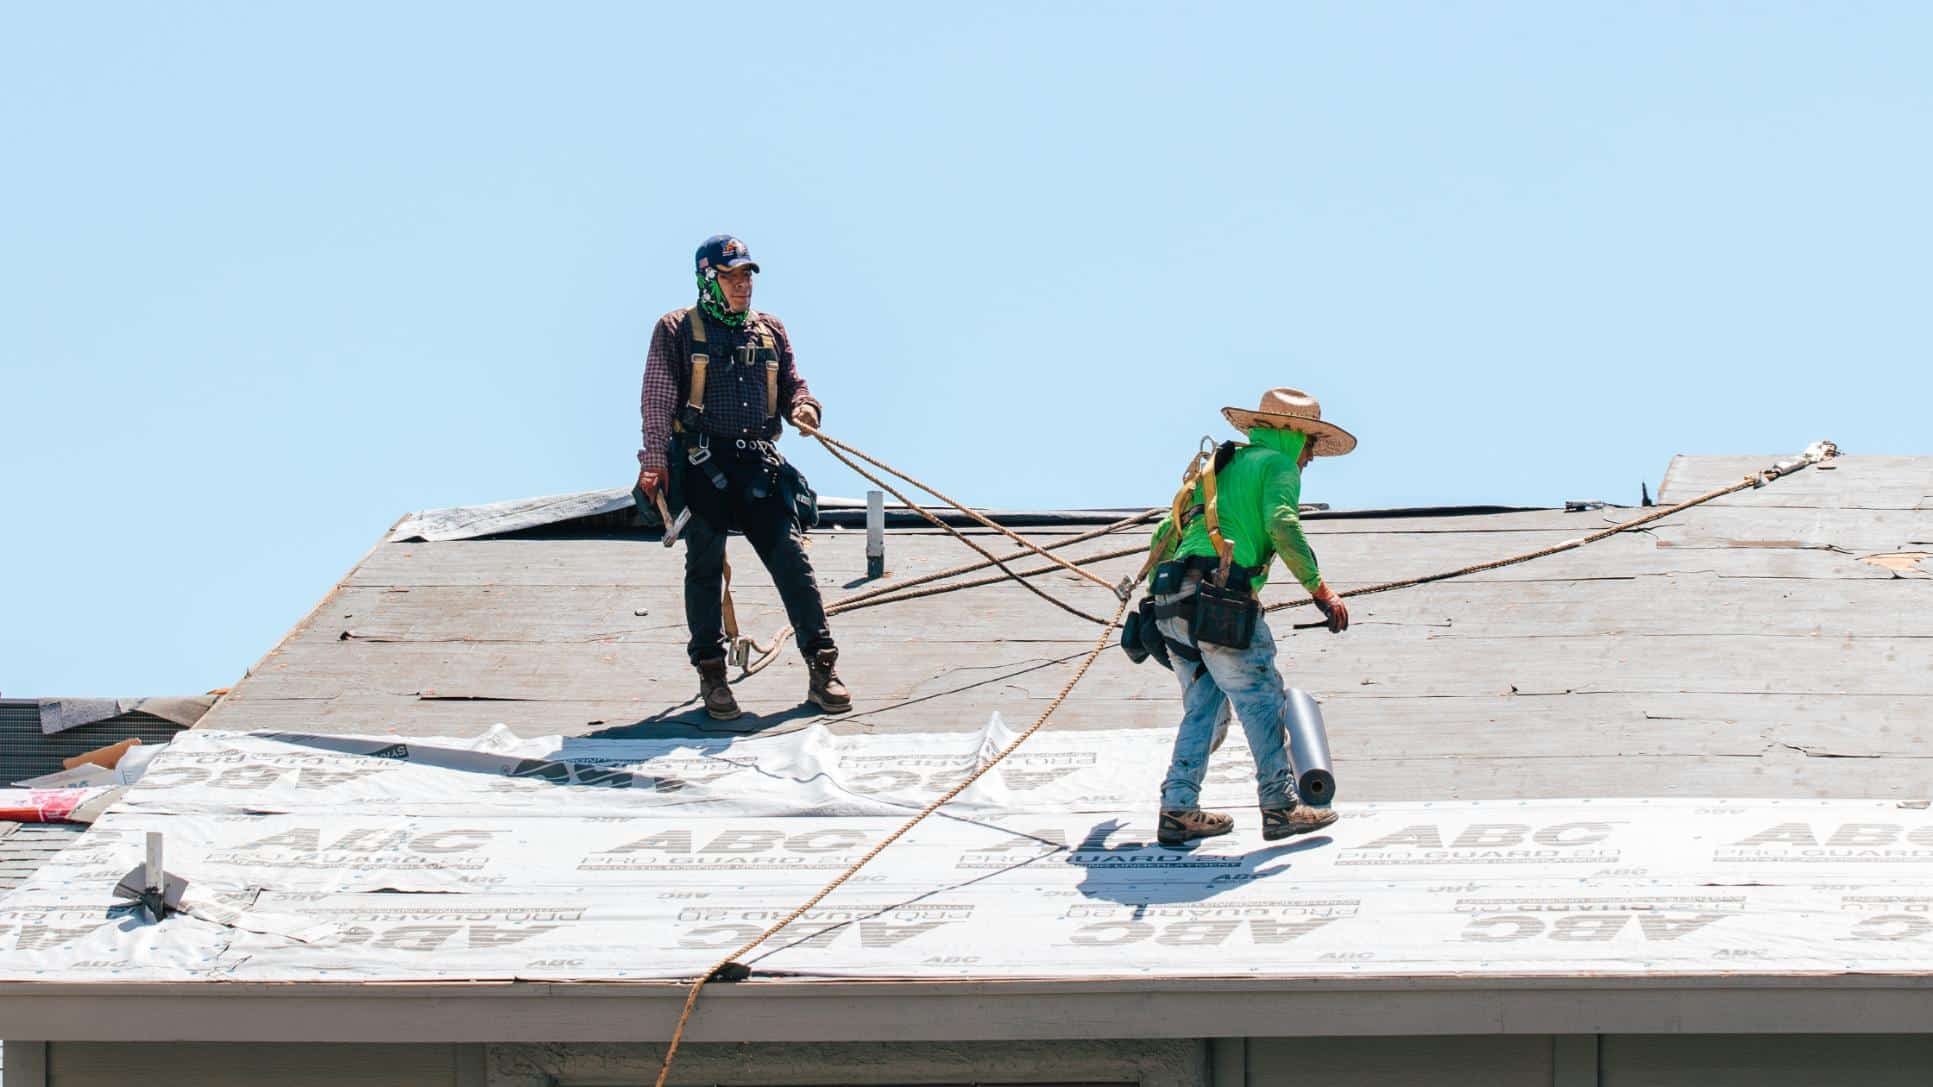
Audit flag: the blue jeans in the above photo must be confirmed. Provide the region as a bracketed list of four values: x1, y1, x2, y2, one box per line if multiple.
[1155, 575, 1298, 811]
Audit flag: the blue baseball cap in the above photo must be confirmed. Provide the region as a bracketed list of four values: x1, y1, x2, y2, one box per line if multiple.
[695, 234, 760, 275]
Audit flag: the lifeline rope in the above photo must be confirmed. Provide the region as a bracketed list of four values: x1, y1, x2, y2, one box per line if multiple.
[808, 427, 1115, 625]
[738, 541, 1151, 677]
[1266, 439, 1843, 618]
[732, 439, 1135, 676]
[837, 508, 1162, 610]
[802, 423, 1127, 598]
[735, 440, 1841, 673]
[652, 439, 1838, 1085]
[649, 594, 1131, 1087]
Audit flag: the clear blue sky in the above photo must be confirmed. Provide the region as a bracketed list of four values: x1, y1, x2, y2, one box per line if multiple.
[4, 3, 1928, 696]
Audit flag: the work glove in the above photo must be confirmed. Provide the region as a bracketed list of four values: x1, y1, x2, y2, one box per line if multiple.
[790, 402, 821, 431]
[1311, 583, 1350, 634]
[636, 467, 666, 499]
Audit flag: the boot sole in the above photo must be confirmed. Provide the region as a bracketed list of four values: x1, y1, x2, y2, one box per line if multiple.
[706, 706, 744, 721]
[808, 697, 853, 714]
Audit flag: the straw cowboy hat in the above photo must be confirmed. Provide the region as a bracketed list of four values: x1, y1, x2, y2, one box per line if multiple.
[1222, 387, 1357, 456]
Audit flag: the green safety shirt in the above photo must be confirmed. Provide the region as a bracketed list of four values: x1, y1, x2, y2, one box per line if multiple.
[1145, 427, 1324, 594]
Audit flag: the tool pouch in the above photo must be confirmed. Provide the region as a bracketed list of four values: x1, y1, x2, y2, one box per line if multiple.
[776, 459, 820, 533]
[660, 437, 690, 519]
[1121, 597, 1173, 669]
[1191, 579, 1259, 650]
[1119, 602, 1151, 664]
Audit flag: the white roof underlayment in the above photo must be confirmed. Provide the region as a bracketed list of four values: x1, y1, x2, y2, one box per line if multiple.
[3, 720, 1931, 985]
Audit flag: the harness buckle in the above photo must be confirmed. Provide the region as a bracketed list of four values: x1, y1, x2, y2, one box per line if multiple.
[687, 435, 712, 467]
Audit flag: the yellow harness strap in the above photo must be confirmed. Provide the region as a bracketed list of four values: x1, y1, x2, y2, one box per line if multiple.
[764, 340, 780, 423]
[686, 307, 710, 415]
[1201, 455, 1235, 587]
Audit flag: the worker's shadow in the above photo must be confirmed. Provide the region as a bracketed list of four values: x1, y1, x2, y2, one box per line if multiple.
[1068, 818, 1331, 909]
[583, 699, 826, 740]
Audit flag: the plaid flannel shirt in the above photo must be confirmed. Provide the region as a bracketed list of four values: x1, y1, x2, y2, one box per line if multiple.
[638, 307, 821, 474]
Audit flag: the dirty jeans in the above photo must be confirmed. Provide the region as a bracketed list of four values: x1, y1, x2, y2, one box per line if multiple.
[680, 455, 834, 666]
[1154, 574, 1297, 811]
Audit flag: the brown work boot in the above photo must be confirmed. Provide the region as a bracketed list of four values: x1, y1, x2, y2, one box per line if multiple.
[1262, 804, 1339, 841]
[697, 658, 741, 721]
[806, 648, 852, 713]
[1157, 808, 1234, 846]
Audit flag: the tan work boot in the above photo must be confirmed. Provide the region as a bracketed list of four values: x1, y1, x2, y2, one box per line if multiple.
[1157, 808, 1234, 846]
[697, 658, 741, 721]
[1262, 804, 1339, 841]
[806, 648, 852, 713]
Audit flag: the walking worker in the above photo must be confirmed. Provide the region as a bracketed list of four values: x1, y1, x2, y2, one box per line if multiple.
[1142, 388, 1353, 846]
[635, 235, 851, 720]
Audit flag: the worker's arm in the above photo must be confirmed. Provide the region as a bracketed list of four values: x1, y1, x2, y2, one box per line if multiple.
[1264, 458, 1348, 631]
[637, 314, 682, 493]
[764, 316, 824, 429]
[1262, 460, 1321, 592]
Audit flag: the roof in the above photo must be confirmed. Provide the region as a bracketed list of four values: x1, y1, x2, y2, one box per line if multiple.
[198, 452, 1933, 800]
[1, 450, 1930, 1041]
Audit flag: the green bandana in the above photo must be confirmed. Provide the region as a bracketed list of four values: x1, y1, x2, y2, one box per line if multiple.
[696, 271, 749, 329]
[1249, 426, 1307, 462]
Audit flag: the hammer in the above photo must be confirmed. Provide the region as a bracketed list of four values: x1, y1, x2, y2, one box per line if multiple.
[653, 490, 691, 547]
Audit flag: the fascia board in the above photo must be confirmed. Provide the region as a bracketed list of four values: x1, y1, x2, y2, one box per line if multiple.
[4, 976, 1933, 1043]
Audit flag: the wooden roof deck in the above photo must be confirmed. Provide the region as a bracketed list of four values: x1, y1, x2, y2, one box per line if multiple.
[195, 453, 1933, 801]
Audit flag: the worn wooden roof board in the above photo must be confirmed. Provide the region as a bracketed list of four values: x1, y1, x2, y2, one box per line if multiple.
[195, 454, 1933, 801]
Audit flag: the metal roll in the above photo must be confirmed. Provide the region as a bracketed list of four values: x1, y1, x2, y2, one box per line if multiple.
[1284, 687, 1336, 806]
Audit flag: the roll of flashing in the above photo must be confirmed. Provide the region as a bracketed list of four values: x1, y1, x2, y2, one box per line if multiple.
[1285, 687, 1336, 805]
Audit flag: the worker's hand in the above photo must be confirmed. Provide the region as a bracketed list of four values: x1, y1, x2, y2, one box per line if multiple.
[790, 402, 821, 432]
[637, 467, 666, 499]
[1311, 583, 1350, 633]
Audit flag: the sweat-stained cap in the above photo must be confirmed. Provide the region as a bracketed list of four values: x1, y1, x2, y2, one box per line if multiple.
[695, 234, 760, 275]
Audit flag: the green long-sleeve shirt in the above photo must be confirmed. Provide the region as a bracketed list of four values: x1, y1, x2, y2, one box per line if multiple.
[1146, 426, 1324, 594]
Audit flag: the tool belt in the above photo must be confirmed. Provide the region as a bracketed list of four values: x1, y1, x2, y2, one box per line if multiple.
[1155, 556, 1260, 650]
[667, 432, 818, 533]
[1120, 438, 1262, 668]
[1122, 557, 1262, 669]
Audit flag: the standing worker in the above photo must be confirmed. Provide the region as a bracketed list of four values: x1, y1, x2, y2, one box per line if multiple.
[1142, 388, 1353, 846]
[635, 235, 851, 720]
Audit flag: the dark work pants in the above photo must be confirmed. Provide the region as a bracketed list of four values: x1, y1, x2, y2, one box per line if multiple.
[680, 455, 834, 666]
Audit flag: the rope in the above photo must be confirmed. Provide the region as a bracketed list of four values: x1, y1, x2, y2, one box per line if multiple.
[649, 593, 1131, 1087]
[733, 443, 1139, 677]
[837, 508, 1162, 610]
[1265, 440, 1842, 617]
[651, 439, 1838, 1085]
[803, 423, 1127, 598]
[734, 540, 1146, 678]
[809, 429, 1115, 625]
[734, 440, 1840, 675]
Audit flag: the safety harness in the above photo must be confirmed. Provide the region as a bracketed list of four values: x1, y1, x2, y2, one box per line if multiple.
[1123, 441, 1265, 669]
[672, 306, 786, 492]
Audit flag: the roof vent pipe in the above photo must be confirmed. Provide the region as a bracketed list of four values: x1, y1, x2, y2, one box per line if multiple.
[866, 490, 886, 580]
